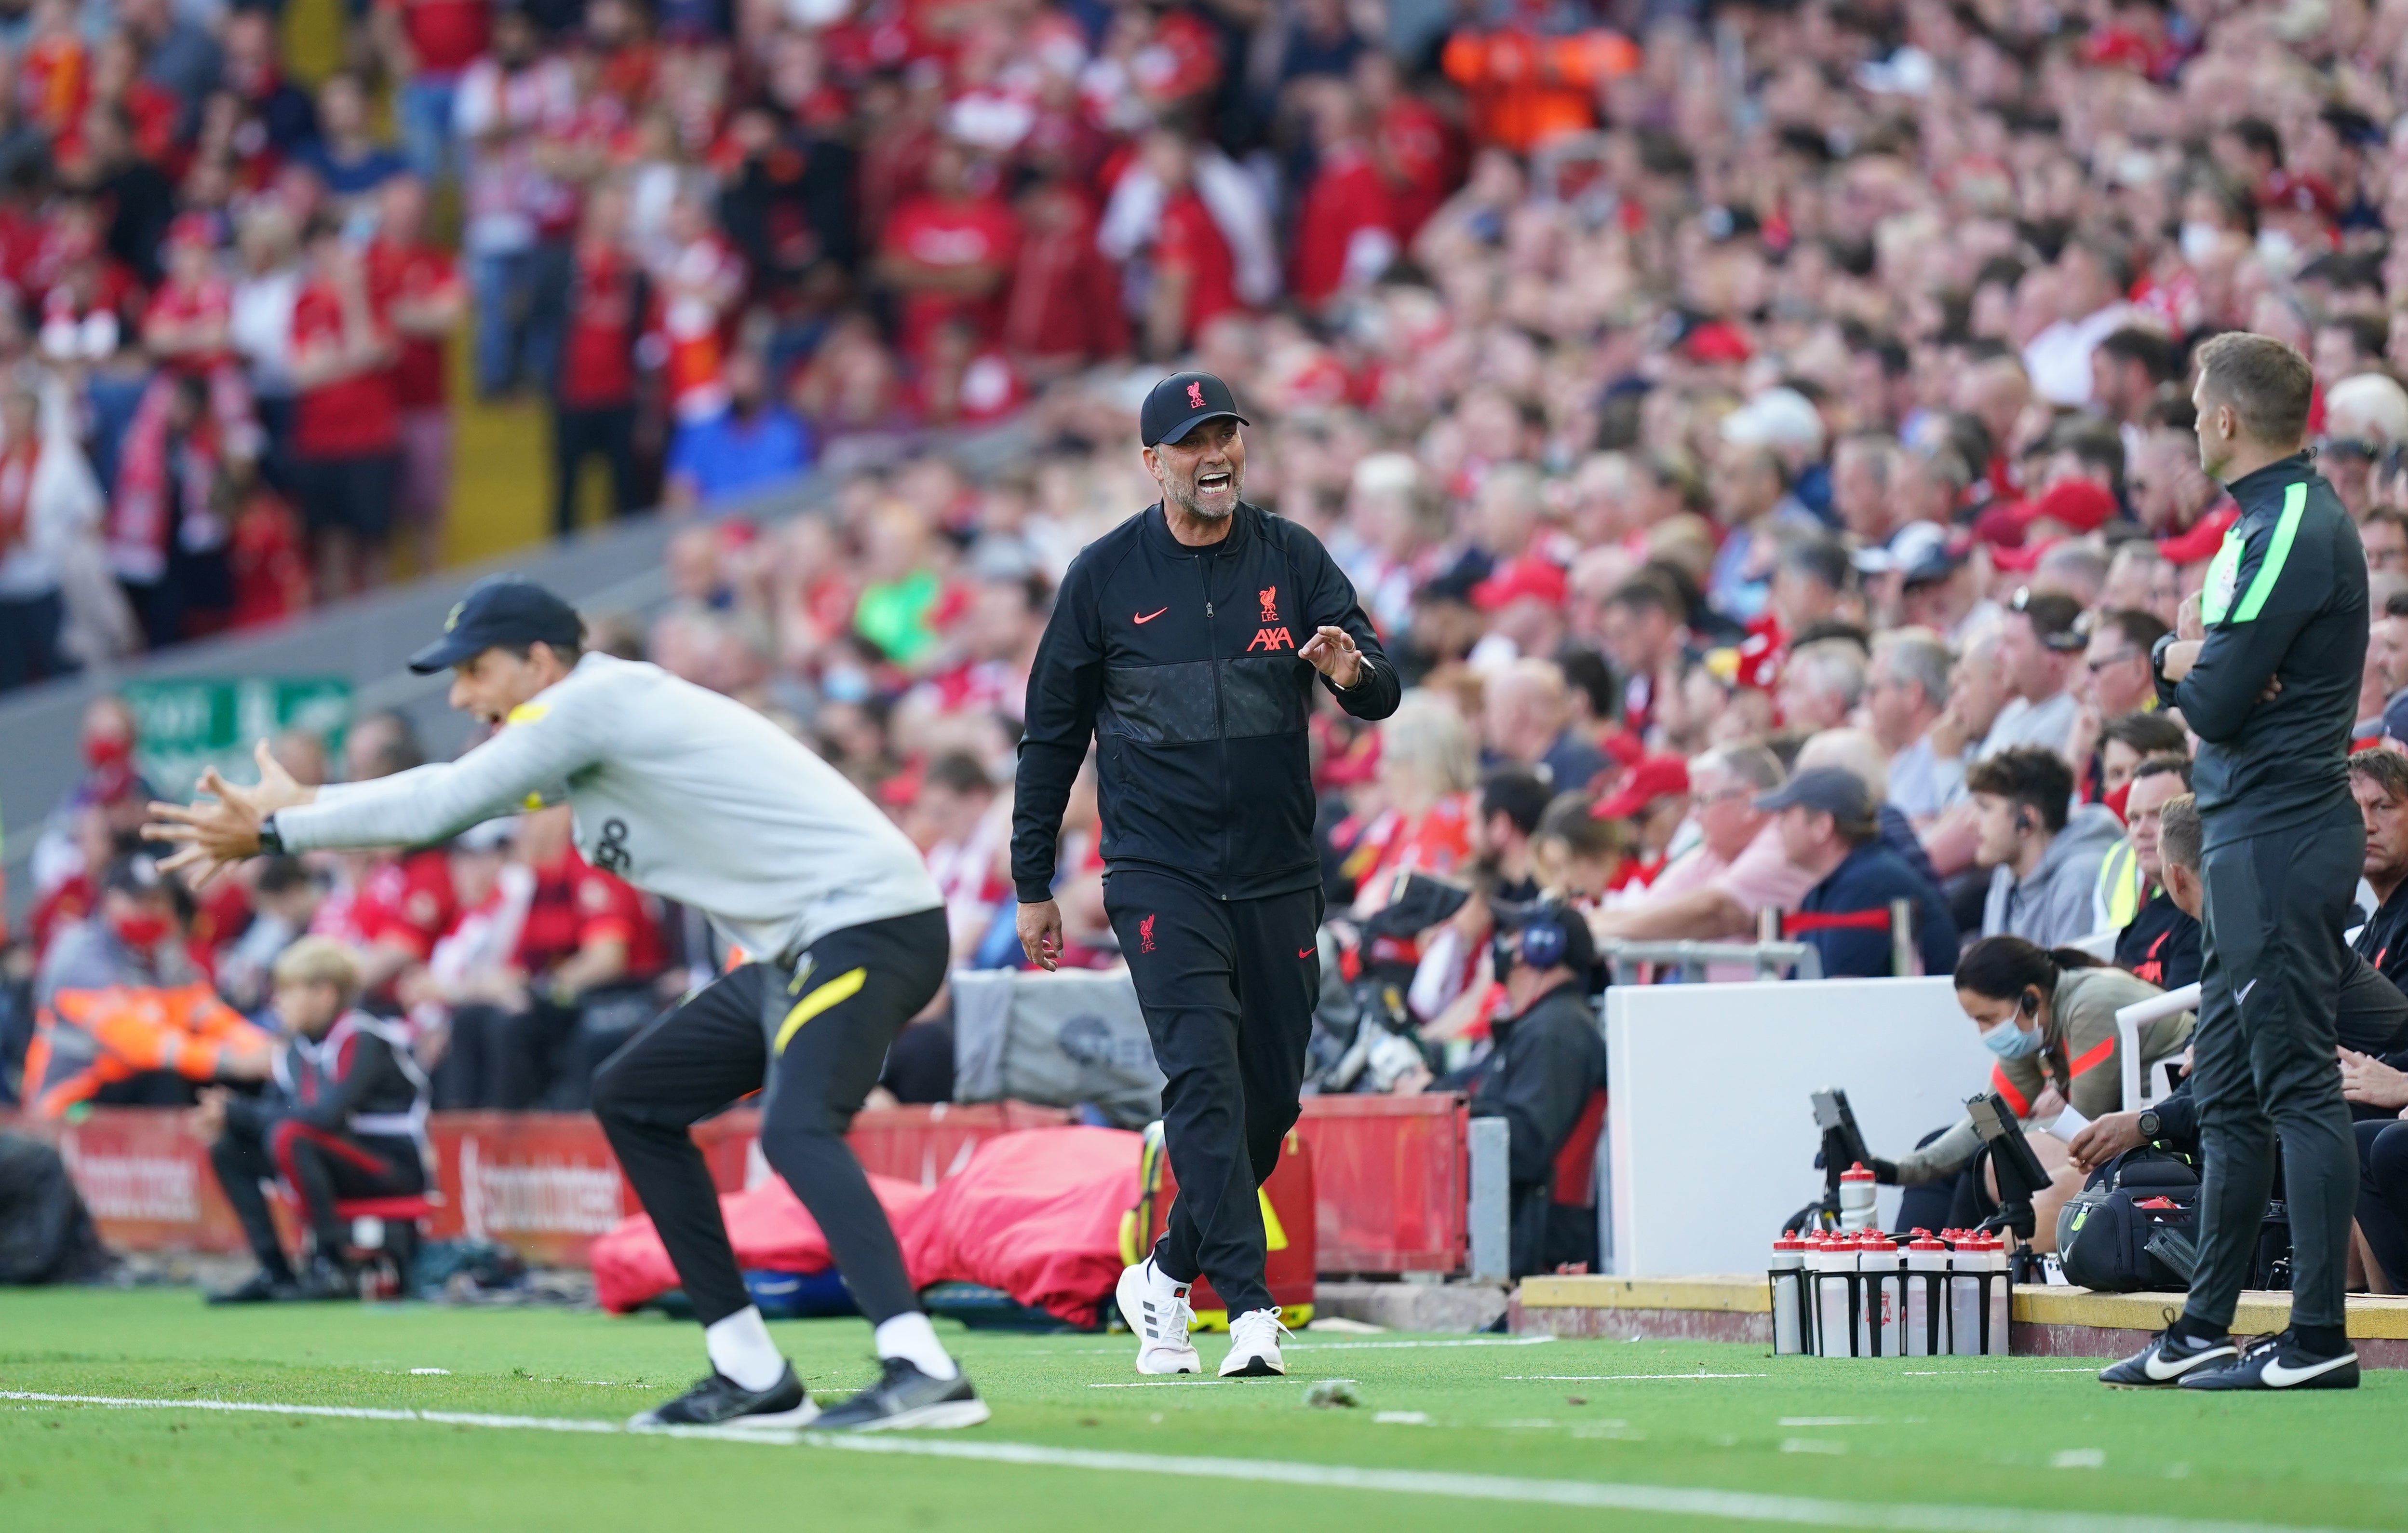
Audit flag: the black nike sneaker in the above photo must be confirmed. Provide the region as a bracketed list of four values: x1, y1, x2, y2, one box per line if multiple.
[629, 1364, 819, 1428]
[812, 1358, 990, 1432]
[205, 1268, 303, 1305]
[2099, 1326, 2238, 1388]
[2179, 1331, 2360, 1392]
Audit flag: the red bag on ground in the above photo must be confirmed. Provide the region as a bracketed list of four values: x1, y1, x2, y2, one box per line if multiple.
[896, 1126, 1139, 1324]
[591, 1173, 933, 1314]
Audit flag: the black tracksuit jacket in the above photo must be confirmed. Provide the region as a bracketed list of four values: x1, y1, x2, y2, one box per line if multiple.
[1013, 501, 1402, 903]
[2155, 453, 2367, 849]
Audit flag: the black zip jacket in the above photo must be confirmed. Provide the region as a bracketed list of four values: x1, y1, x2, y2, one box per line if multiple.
[1013, 501, 1401, 903]
[223, 1011, 427, 1142]
[2155, 453, 2366, 849]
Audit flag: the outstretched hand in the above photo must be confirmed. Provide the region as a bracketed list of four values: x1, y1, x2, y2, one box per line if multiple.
[1298, 625, 1364, 688]
[143, 741, 313, 888]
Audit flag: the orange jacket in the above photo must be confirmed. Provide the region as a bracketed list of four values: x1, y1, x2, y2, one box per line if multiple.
[1440, 28, 1638, 153]
[22, 982, 271, 1118]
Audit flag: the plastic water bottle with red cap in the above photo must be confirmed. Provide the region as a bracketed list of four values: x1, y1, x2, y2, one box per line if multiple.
[1838, 1162, 1878, 1233]
[1946, 1229, 1984, 1356]
[1903, 1231, 1951, 1357]
[1857, 1232, 1902, 1356]
[1769, 1232, 1809, 1355]
[1811, 1234, 1854, 1356]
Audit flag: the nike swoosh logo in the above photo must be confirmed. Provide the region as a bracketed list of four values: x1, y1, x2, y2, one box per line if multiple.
[1298, 947, 1315, 959]
[2236, 978, 2258, 1007]
[2260, 1351, 2356, 1387]
[1134, 608, 1169, 624]
[2146, 1343, 2233, 1380]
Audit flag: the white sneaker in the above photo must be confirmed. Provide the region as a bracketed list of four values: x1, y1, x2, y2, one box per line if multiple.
[1117, 1258, 1200, 1375]
[1219, 1307, 1291, 1377]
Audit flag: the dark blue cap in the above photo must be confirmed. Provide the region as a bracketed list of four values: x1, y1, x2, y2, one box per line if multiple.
[1140, 371, 1250, 448]
[409, 575, 584, 673]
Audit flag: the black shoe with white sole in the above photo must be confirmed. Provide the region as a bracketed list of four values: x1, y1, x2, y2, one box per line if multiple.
[205, 1268, 303, 1305]
[812, 1358, 990, 1432]
[629, 1364, 819, 1428]
[2099, 1326, 2238, 1388]
[2179, 1331, 2360, 1392]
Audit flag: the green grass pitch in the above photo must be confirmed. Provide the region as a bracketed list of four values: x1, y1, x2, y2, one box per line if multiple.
[2, 1289, 2403, 1532]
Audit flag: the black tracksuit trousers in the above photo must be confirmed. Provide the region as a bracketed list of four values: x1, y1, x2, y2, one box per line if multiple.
[1105, 868, 1319, 1316]
[211, 1121, 423, 1273]
[591, 907, 947, 1328]
[2185, 813, 2364, 1334]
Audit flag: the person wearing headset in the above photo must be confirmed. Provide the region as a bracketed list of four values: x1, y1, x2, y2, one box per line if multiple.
[1879, 935, 2192, 1242]
[1966, 746, 2124, 948]
[1469, 897, 1608, 1278]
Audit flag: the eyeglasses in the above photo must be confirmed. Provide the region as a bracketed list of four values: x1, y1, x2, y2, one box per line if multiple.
[2086, 651, 2142, 671]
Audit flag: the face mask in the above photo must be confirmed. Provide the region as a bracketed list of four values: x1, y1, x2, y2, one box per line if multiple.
[111, 912, 173, 950]
[1983, 1016, 2042, 1060]
[2178, 221, 2221, 265]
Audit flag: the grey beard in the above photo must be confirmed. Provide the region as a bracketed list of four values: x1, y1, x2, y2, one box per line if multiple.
[1168, 476, 1239, 518]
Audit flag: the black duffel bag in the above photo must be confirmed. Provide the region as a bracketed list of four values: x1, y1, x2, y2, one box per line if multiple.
[2057, 1147, 2200, 1292]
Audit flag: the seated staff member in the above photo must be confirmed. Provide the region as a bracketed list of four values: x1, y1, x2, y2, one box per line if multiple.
[1471, 898, 1607, 1279]
[199, 938, 428, 1303]
[2072, 793, 2408, 1171]
[2110, 755, 2200, 990]
[2351, 746, 2408, 989]
[1759, 766, 1957, 978]
[1879, 936, 2191, 1244]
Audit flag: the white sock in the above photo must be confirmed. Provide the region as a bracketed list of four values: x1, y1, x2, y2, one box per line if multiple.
[704, 1306, 787, 1392]
[874, 1311, 959, 1381]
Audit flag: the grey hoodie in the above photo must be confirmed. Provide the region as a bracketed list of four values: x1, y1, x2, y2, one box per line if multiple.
[1981, 801, 2124, 950]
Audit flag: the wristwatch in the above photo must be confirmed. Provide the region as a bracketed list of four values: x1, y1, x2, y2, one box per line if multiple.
[256, 813, 285, 857]
[2137, 1109, 2162, 1141]
[2149, 630, 2179, 681]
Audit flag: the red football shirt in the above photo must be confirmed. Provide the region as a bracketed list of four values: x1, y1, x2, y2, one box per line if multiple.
[882, 193, 1019, 359]
[291, 281, 402, 459]
[367, 240, 458, 411]
[559, 244, 638, 409]
[379, 0, 491, 77]
[1156, 190, 1239, 339]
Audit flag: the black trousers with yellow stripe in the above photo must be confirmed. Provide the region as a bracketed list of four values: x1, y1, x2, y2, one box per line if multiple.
[592, 907, 948, 1328]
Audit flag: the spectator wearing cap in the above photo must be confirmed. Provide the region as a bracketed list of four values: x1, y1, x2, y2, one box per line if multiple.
[1794, 726, 1945, 895]
[1762, 766, 1957, 978]
[1482, 657, 1607, 795]
[1469, 555, 1568, 667]
[2108, 754, 2200, 990]
[1589, 742, 1813, 945]
[1977, 588, 2085, 762]
[1866, 627, 1961, 822]
[1967, 746, 2125, 948]
[1590, 755, 1688, 889]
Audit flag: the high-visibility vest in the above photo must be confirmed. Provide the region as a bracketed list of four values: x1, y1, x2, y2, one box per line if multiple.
[22, 983, 269, 1118]
[2094, 838, 2144, 934]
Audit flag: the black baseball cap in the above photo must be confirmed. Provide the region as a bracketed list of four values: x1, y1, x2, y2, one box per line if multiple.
[1754, 766, 1875, 821]
[409, 575, 584, 673]
[1140, 371, 1250, 448]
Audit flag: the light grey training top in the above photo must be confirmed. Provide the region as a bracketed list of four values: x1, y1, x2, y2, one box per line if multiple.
[275, 652, 942, 964]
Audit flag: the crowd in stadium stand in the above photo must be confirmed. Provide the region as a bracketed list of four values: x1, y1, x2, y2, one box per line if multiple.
[22, 0, 2408, 1285]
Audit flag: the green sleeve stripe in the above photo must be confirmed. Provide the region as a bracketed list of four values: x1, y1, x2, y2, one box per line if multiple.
[2231, 481, 2307, 624]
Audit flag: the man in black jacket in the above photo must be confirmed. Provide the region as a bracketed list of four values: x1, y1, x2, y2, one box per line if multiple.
[1473, 898, 1608, 1278]
[2111, 332, 2371, 1392]
[1013, 373, 1400, 1378]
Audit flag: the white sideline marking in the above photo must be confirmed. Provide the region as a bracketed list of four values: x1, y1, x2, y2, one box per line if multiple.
[1779, 1439, 1848, 1456]
[1505, 1373, 1767, 1381]
[0, 1391, 2370, 1533]
[1282, 1336, 1555, 1352]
